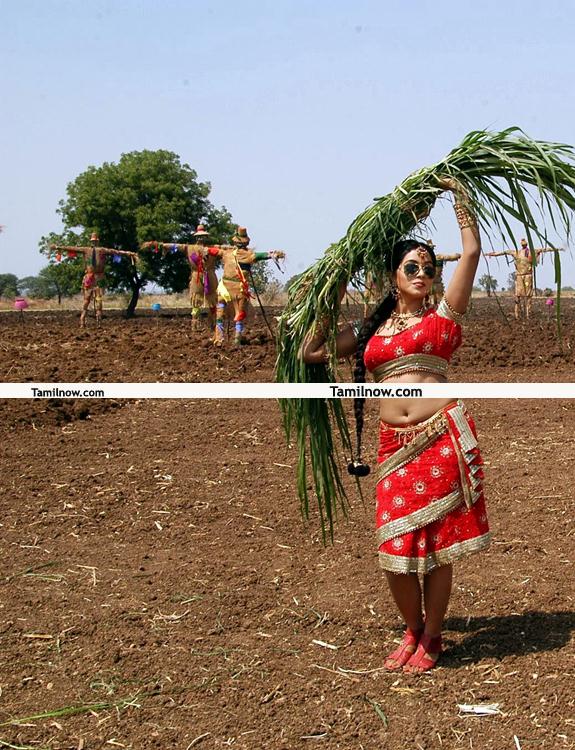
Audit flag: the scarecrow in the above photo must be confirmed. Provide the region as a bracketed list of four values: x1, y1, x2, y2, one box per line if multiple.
[141, 225, 220, 330]
[486, 239, 557, 319]
[51, 233, 138, 327]
[209, 227, 285, 345]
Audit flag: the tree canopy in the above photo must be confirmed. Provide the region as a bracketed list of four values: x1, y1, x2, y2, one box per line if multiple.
[43, 150, 235, 315]
[477, 274, 498, 296]
[19, 261, 83, 303]
[0, 273, 19, 298]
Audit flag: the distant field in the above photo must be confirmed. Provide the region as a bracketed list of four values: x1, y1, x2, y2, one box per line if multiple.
[1, 288, 574, 313]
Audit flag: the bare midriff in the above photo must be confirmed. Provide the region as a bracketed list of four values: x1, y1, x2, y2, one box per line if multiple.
[378, 372, 454, 425]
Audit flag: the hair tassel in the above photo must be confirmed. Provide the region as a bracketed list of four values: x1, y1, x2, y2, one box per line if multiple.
[347, 459, 371, 477]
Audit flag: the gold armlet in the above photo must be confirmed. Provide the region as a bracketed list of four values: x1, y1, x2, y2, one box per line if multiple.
[453, 202, 478, 230]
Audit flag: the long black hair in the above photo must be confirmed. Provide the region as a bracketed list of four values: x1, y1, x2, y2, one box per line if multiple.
[347, 240, 437, 476]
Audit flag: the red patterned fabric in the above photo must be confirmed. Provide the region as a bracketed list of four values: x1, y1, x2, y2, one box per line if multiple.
[364, 308, 461, 373]
[376, 404, 490, 574]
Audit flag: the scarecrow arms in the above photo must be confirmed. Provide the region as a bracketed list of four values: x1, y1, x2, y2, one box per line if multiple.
[141, 241, 197, 257]
[103, 248, 138, 261]
[300, 280, 357, 364]
[142, 241, 182, 255]
[51, 244, 137, 258]
[50, 245, 138, 264]
[50, 244, 92, 253]
[535, 247, 564, 258]
[50, 244, 93, 259]
[254, 250, 285, 262]
[208, 247, 284, 263]
[436, 253, 461, 262]
[486, 247, 561, 258]
[439, 178, 481, 314]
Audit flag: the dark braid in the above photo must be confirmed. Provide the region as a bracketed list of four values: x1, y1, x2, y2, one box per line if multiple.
[347, 240, 437, 477]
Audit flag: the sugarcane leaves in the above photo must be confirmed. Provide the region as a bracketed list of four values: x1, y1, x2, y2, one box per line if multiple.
[290, 395, 352, 543]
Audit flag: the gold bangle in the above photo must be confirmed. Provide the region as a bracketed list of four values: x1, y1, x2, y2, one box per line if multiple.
[453, 202, 477, 230]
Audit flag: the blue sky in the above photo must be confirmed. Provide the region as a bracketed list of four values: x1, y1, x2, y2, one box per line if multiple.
[1, 0, 574, 290]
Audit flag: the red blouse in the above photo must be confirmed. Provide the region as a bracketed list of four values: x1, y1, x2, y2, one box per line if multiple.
[364, 308, 461, 379]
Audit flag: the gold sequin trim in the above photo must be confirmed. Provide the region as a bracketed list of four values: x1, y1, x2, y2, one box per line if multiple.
[377, 489, 463, 545]
[372, 354, 449, 383]
[377, 413, 449, 482]
[436, 298, 465, 323]
[378, 533, 492, 575]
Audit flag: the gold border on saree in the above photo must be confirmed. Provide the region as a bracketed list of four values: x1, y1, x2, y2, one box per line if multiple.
[377, 411, 450, 480]
[376, 488, 463, 545]
[378, 532, 492, 575]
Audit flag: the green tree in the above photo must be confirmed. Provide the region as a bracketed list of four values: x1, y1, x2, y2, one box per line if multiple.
[20, 261, 83, 303]
[507, 271, 516, 291]
[249, 260, 276, 295]
[0, 273, 19, 298]
[477, 274, 498, 297]
[43, 150, 234, 316]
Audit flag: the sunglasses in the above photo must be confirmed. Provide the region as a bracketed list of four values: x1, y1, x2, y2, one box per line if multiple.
[401, 261, 436, 280]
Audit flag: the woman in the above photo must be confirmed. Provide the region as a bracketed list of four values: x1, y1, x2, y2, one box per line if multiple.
[301, 179, 490, 673]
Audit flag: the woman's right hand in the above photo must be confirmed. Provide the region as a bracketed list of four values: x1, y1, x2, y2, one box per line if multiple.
[435, 175, 466, 195]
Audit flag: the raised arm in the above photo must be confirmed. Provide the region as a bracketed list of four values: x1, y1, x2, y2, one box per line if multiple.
[439, 178, 481, 314]
[484, 251, 512, 257]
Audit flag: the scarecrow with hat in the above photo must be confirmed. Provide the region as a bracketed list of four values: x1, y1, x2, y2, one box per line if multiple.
[208, 226, 285, 345]
[485, 239, 558, 320]
[50, 233, 138, 327]
[141, 224, 220, 330]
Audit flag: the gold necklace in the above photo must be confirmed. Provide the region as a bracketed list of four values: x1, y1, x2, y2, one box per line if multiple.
[389, 303, 428, 332]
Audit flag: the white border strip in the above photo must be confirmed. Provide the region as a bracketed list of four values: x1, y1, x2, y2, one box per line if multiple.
[0, 383, 573, 398]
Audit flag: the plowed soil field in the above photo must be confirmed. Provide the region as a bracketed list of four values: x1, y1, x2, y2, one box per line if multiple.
[0, 299, 574, 749]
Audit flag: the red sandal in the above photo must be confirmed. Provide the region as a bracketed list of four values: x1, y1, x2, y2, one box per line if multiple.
[384, 627, 424, 671]
[403, 632, 442, 673]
